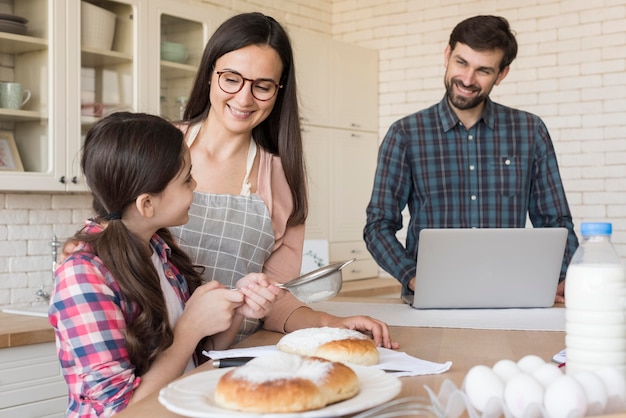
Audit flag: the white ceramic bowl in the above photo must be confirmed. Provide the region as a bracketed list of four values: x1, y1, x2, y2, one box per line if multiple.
[160, 42, 188, 63]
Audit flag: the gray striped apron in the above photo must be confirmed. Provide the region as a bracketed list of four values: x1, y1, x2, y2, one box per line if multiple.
[171, 139, 275, 343]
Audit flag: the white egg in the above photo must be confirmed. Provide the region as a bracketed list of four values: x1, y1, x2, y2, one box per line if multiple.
[532, 362, 563, 387]
[573, 371, 608, 416]
[463, 365, 505, 413]
[517, 354, 546, 374]
[594, 367, 626, 413]
[493, 359, 522, 383]
[544, 375, 587, 418]
[504, 373, 544, 418]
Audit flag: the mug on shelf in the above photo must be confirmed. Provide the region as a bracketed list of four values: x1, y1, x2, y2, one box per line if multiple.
[0, 82, 31, 110]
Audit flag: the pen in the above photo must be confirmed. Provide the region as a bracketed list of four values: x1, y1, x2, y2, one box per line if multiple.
[212, 356, 255, 368]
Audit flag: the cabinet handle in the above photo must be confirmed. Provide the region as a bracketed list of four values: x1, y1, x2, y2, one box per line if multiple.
[350, 249, 362, 254]
[350, 123, 361, 128]
[71, 176, 78, 184]
[58, 176, 66, 184]
[350, 133, 361, 138]
[351, 268, 361, 273]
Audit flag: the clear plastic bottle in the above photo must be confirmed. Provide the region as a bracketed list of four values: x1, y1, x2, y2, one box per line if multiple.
[565, 222, 626, 378]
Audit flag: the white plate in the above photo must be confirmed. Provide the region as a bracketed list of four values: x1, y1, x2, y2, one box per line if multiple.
[159, 365, 402, 417]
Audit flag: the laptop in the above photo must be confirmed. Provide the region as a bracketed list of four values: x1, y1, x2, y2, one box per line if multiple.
[403, 228, 568, 309]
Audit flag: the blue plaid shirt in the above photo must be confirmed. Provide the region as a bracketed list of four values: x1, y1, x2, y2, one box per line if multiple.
[364, 96, 579, 294]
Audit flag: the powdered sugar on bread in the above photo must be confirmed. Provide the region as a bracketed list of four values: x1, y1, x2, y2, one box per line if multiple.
[230, 351, 333, 384]
[277, 327, 380, 366]
[214, 351, 359, 413]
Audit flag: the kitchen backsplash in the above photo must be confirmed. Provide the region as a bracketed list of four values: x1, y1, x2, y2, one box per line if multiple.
[0, 193, 92, 307]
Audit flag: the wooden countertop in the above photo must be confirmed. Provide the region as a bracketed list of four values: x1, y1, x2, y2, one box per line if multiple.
[0, 277, 399, 350]
[115, 325, 567, 417]
[0, 312, 54, 348]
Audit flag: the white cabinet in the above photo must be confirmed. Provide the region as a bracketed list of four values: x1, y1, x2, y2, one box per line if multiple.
[0, 0, 227, 192]
[290, 27, 378, 132]
[293, 29, 380, 280]
[0, 1, 67, 191]
[302, 127, 379, 281]
[329, 40, 378, 132]
[291, 28, 332, 127]
[147, 0, 230, 120]
[0, 342, 66, 417]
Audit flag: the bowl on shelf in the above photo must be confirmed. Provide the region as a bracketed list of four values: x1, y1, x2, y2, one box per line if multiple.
[160, 41, 188, 63]
[81, 1, 117, 50]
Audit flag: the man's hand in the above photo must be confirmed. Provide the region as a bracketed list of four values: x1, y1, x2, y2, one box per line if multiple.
[555, 279, 565, 304]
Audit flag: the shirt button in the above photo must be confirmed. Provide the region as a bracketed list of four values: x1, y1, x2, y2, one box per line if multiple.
[471, 195, 477, 201]
[468, 135, 474, 140]
[469, 165, 475, 170]
[505, 159, 511, 165]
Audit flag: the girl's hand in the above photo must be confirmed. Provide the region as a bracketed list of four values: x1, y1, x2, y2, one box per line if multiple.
[177, 281, 244, 340]
[235, 273, 282, 319]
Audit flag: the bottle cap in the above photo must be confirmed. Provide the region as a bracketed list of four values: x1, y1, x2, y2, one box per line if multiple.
[580, 222, 612, 236]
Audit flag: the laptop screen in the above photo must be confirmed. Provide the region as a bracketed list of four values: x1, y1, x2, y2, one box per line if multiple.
[409, 228, 567, 309]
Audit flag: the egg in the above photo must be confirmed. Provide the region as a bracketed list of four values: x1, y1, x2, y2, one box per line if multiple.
[594, 367, 626, 413]
[517, 354, 546, 374]
[532, 362, 563, 387]
[504, 373, 544, 418]
[492, 359, 522, 383]
[544, 375, 587, 418]
[573, 371, 608, 416]
[463, 365, 505, 413]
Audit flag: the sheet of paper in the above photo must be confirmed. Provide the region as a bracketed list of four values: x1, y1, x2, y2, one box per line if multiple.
[204, 346, 452, 377]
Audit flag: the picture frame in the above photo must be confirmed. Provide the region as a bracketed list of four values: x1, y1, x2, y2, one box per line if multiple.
[0, 131, 24, 172]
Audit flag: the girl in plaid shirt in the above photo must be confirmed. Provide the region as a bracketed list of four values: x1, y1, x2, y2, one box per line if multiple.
[49, 112, 280, 417]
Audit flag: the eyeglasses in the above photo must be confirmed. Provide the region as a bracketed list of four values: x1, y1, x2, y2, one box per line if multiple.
[215, 71, 282, 101]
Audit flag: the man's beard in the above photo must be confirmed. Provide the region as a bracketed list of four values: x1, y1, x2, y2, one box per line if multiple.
[445, 78, 488, 110]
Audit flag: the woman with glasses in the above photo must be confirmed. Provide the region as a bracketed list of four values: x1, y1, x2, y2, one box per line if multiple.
[173, 12, 398, 349]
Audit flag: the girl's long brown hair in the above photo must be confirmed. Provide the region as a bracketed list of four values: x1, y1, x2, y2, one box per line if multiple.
[76, 112, 203, 375]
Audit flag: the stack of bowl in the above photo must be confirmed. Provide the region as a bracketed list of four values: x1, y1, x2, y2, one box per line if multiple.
[160, 41, 189, 63]
[0, 13, 28, 35]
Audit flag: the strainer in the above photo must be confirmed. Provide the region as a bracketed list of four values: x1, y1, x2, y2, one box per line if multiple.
[276, 259, 356, 303]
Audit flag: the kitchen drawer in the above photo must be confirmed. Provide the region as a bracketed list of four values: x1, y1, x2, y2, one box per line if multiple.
[330, 241, 370, 261]
[339, 259, 379, 281]
[0, 342, 66, 414]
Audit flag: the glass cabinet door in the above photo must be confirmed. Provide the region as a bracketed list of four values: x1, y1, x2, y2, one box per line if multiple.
[0, 0, 59, 190]
[149, 0, 228, 120]
[65, 0, 139, 190]
[158, 13, 203, 121]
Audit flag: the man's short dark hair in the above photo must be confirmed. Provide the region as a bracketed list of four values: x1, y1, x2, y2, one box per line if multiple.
[448, 15, 518, 71]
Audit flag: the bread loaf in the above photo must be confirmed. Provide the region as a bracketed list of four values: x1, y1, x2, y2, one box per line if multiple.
[277, 327, 380, 366]
[214, 351, 359, 413]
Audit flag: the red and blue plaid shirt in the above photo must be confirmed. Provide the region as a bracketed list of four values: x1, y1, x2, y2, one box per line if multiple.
[49, 220, 192, 417]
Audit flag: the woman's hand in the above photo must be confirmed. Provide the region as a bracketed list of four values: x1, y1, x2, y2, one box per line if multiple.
[286, 307, 399, 350]
[324, 314, 400, 350]
[177, 281, 244, 341]
[235, 273, 282, 319]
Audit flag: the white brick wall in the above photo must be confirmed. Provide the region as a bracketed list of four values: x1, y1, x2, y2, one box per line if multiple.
[1, 0, 625, 308]
[332, 0, 626, 259]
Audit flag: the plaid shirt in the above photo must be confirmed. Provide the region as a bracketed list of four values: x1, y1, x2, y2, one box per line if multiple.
[49, 221, 191, 417]
[364, 96, 578, 294]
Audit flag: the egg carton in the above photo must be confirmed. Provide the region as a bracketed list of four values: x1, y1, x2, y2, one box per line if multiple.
[424, 379, 609, 418]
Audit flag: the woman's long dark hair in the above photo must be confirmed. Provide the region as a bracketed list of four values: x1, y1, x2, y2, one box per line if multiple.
[76, 112, 203, 375]
[182, 12, 307, 225]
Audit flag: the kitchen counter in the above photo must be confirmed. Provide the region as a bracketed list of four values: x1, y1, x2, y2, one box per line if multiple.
[0, 312, 54, 348]
[0, 277, 399, 350]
